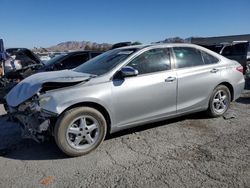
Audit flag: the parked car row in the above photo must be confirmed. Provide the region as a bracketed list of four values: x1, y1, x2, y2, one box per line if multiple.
[39, 51, 101, 72]
[1, 48, 43, 80]
[4, 43, 245, 157]
[0, 49, 102, 102]
[6, 48, 42, 67]
[1, 48, 102, 79]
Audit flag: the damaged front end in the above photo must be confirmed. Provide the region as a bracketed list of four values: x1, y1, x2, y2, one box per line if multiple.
[5, 70, 92, 142]
[7, 95, 57, 142]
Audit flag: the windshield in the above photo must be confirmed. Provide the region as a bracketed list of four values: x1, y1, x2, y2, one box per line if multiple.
[74, 48, 138, 76]
[44, 54, 67, 66]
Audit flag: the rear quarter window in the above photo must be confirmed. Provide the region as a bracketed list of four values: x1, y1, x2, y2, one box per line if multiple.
[201, 51, 219, 64]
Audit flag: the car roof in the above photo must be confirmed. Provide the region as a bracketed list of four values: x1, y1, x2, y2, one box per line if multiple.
[116, 43, 226, 61]
[117, 43, 204, 50]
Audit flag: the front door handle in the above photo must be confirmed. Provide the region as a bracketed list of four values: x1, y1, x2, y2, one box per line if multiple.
[210, 68, 219, 73]
[165, 77, 176, 82]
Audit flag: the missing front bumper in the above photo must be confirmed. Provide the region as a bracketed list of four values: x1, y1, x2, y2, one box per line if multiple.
[15, 114, 51, 142]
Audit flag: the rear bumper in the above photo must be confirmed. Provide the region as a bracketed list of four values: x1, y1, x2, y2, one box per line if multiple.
[233, 78, 245, 101]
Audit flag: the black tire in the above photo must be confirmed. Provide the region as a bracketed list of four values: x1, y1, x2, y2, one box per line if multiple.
[207, 85, 231, 118]
[54, 107, 107, 157]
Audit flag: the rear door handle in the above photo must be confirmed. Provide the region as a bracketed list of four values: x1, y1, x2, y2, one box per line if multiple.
[210, 68, 219, 73]
[165, 77, 176, 82]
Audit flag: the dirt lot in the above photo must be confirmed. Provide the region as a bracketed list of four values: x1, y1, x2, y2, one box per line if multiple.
[0, 80, 249, 188]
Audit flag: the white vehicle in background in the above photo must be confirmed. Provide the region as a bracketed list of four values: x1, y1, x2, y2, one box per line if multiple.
[39, 55, 51, 63]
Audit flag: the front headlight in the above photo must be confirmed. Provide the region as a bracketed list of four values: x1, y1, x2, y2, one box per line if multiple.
[39, 96, 51, 107]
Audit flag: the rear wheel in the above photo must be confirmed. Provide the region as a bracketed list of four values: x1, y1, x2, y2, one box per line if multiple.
[54, 107, 107, 157]
[207, 85, 231, 117]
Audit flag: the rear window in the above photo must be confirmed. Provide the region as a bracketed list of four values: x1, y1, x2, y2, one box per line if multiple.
[173, 47, 204, 68]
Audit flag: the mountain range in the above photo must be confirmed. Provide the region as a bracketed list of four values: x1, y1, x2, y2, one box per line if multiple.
[33, 37, 188, 52]
[34, 41, 112, 52]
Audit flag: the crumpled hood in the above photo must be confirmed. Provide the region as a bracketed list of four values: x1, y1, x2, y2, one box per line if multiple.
[6, 70, 91, 107]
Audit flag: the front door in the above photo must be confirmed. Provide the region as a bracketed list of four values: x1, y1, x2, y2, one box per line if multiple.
[111, 48, 177, 127]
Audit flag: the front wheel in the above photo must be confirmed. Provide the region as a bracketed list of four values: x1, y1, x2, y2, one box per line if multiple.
[207, 85, 231, 118]
[54, 107, 107, 157]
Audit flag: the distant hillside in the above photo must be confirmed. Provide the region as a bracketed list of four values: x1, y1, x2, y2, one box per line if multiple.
[32, 37, 190, 52]
[34, 41, 112, 52]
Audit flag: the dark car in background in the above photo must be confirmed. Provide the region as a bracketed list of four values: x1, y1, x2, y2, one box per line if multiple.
[202, 42, 249, 73]
[0, 50, 102, 102]
[111, 42, 132, 49]
[38, 51, 102, 72]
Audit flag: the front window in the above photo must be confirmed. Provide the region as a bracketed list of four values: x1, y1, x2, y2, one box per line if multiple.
[126, 48, 171, 75]
[201, 51, 219, 64]
[74, 48, 138, 76]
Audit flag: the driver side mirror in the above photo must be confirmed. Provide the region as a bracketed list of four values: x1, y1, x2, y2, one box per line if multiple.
[120, 66, 138, 77]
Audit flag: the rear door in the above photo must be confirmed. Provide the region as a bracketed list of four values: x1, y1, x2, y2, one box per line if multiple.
[173, 47, 221, 113]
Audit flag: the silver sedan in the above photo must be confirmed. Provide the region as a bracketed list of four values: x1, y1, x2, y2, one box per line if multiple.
[6, 43, 245, 156]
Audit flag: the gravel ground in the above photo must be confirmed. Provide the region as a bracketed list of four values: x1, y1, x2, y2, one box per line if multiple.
[0, 80, 249, 188]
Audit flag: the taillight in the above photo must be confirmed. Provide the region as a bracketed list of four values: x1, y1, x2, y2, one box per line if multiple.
[236, 66, 243, 74]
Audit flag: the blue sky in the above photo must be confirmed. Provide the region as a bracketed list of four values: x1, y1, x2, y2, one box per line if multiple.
[0, 0, 249, 48]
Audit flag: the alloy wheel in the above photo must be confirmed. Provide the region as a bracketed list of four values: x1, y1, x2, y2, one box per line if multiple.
[66, 115, 100, 150]
[212, 90, 229, 114]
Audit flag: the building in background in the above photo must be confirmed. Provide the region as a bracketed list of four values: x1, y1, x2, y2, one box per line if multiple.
[190, 34, 250, 45]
